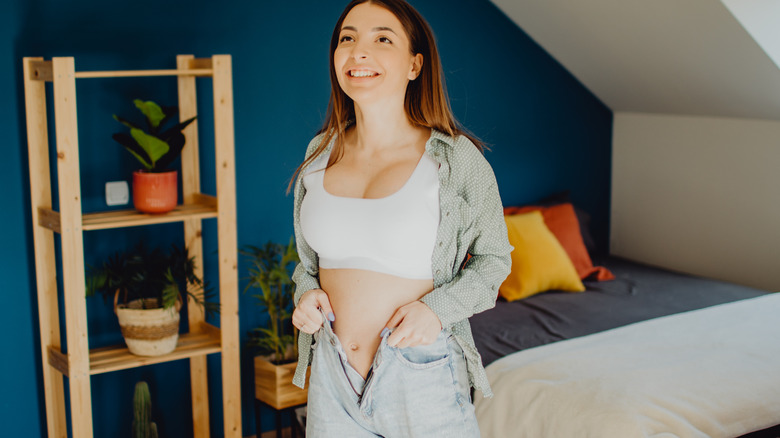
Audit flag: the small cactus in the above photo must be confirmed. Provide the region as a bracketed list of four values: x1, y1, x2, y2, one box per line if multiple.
[133, 381, 159, 438]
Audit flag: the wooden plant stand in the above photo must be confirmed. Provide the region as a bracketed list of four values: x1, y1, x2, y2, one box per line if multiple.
[254, 357, 310, 438]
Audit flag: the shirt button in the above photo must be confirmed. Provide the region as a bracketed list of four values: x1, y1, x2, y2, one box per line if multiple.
[436, 269, 441, 275]
[438, 241, 443, 247]
[445, 211, 450, 217]
[434, 151, 440, 157]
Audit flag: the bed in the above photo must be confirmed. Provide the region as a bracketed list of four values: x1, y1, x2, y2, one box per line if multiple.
[469, 255, 780, 438]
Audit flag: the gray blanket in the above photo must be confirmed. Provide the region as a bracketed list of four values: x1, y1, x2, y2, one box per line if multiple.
[469, 256, 768, 367]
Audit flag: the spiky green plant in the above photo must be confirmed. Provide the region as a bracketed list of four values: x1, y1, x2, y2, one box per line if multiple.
[241, 237, 299, 364]
[133, 381, 159, 438]
[86, 242, 218, 316]
[113, 99, 196, 173]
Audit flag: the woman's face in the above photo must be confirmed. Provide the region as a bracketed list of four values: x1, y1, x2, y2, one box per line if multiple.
[334, 3, 423, 107]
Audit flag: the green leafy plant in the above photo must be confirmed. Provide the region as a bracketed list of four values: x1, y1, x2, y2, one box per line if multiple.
[113, 99, 197, 173]
[242, 238, 299, 364]
[86, 242, 218, 316]
[133, 381, 159, 438]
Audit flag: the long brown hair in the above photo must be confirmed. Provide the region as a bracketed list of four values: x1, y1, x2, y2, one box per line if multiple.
[289, 0, 482, 191]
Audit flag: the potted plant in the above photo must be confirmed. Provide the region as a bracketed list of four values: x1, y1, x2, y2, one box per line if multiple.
[242, 238, 308, 409]
[86, 242, 217, 357]
[112, 99, 197, 214]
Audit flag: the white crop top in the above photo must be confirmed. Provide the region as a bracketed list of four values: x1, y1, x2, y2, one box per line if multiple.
[299, 148, 441, 280]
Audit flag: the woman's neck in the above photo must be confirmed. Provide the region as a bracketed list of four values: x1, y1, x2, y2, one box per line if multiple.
[351, 100, 422, 152]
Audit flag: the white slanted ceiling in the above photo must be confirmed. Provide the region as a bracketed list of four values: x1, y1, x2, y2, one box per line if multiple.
[722, 0, 780, 72]
[489, 0, 780, 121]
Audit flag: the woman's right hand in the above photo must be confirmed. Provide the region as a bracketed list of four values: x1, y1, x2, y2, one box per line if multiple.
[292, 288, 335, 334]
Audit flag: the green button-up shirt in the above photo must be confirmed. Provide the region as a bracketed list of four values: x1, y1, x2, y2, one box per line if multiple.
[291, 128, 512, 397]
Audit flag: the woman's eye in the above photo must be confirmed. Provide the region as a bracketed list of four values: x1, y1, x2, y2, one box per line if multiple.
[378, 36, 392, 44]
[339, 35, 354, 43]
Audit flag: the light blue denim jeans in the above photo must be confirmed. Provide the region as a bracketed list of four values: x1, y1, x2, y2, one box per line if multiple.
[306, 315, 480, 437]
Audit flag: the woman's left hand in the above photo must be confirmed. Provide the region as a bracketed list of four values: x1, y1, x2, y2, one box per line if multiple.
[384, 301, 442, 348]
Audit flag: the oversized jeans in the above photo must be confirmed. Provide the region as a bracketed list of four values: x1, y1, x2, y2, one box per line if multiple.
[306, 315, 481, 437]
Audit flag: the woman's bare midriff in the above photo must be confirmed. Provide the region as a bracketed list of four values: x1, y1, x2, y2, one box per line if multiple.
[320, 268, 434, 379]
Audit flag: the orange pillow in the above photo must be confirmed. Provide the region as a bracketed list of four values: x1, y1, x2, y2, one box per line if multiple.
[504, 203, 614, 281]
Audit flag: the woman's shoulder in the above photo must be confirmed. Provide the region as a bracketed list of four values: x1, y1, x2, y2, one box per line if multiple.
[304, 123, 352, 160]
[433, 130, 492, 174]
[431, 131, 499, 206]
[303, 132, 330, 159]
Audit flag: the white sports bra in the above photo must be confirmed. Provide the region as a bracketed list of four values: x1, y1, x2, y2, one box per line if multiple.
[299, 148, 440, 280]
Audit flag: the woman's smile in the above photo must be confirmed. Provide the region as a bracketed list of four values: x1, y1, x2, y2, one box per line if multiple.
[347, 68, 380, 78]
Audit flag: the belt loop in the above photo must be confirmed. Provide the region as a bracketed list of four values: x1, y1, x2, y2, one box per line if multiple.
[318, 307, 330, 330]
[374, 343, 382, 368]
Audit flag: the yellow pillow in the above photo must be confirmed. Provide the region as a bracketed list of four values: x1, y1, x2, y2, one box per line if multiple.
[500, 211, 585, 301]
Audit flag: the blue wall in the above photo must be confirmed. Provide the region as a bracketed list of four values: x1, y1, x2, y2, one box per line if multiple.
[1, 0, 611, 436]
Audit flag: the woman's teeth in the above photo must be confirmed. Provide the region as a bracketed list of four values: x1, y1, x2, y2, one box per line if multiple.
[350, 70, 377, 78]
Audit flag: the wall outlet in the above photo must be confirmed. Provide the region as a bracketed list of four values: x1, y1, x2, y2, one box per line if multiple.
[105, 181, 129, 206]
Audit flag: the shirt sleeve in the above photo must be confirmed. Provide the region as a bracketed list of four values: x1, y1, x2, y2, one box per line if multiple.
[292, 134, 325, 306]
[420, 154, 513, 329]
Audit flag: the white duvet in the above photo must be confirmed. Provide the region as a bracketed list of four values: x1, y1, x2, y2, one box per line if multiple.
[474, 294, 780, 438]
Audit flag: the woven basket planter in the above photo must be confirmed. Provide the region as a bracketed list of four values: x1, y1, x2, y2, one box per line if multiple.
[115, 294, 181, 357]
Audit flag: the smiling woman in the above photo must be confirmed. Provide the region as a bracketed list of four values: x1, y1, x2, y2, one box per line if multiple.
[288, 1, 513, 437]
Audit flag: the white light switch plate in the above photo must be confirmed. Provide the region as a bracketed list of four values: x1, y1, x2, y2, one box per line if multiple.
[105, 181, 129, 206]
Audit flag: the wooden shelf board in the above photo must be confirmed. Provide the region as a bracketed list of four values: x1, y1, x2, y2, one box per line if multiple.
[83, 199, 218, 230]
[75, 69, 213, 79]
[47, 323, 222, 377]
[30, 58, 215, 82]
[38, 194, 217, 232]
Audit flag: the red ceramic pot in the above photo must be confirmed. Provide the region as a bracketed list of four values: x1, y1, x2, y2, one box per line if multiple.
[132, 170, 178, 214]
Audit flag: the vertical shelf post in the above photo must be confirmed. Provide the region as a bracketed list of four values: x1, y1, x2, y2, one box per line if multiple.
[177, 54, 212, 437]
[212, 54, 242, 437]
[52, 56, 93, 438]
[23, 56, 68, 438]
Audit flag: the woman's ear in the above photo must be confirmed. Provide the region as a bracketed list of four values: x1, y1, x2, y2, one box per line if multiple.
[409, 53, 424, 80]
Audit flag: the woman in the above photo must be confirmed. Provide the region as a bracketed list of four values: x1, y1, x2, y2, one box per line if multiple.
[290, 0, 512, 436]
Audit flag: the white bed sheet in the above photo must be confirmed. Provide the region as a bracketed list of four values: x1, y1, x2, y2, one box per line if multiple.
[474, 294, 780, 438]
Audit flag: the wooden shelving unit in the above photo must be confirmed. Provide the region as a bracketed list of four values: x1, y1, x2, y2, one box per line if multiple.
[23, 55, 241, 438]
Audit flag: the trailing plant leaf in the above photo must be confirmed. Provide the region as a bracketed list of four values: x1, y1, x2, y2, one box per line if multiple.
[112, 114, 141, 131]
[130, 128, 169, 168]
[133, 99, 166, 130]
[159, 105, 179, 128]
[154, 132, 184, 171]
[159, 116, 197, 144]
[85, 270, 106, 298]
[162, 269, 180, 310]
[155, 116, 196, 170]
[112, 133, 153, 170]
